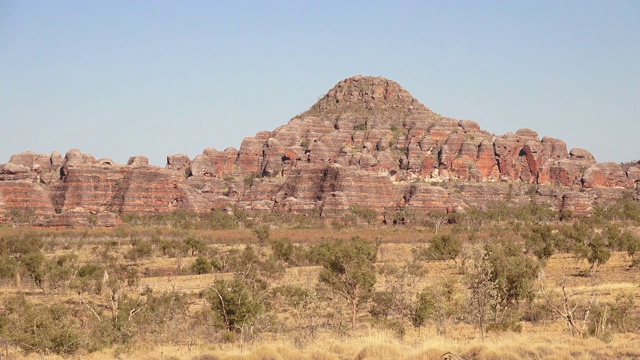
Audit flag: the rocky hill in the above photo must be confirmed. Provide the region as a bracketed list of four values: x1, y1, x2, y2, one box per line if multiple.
[1, 75, 639, 227]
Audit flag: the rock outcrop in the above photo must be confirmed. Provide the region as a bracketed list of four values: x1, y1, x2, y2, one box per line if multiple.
[1, 76, 638, 226]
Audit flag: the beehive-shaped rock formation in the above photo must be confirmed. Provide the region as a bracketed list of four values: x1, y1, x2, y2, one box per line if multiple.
[1, 76, 638, 226]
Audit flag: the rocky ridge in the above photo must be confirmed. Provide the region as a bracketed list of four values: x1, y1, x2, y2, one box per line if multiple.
[1, 76, 638, 226]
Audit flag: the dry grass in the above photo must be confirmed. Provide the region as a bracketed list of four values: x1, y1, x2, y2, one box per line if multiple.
[10, 328, 640, 360]
[1, 224, 640, 360]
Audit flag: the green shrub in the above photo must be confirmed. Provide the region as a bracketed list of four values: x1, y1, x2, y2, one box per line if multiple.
[0, 295, 83, 355]
[205, 277, 264, 333]
[192, 256, 212, 274]
[159, 238, 189, 257]
[348, 206, 378, 226]
[185, 237, 206, 256]
[524, 224, 556, 263]
[310, 236, 378, 330]
[45, 254, 78, 290]
[427, 235, 462, 262]
[125, 238, 153, 261]
[73, 263, 105, 294]
[252, 224, 271, 243]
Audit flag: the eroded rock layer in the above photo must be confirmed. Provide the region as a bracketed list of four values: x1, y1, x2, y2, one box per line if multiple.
[1, 76, 638, 226]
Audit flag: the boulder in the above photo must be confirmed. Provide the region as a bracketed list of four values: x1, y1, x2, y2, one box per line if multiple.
[582, 162, 632, 188]
[1, 162, 30, 174]
[127, 156, 149, 167]
[515, 128, 539, 139]
[190, 148, 236, 178]
[569, 148, 596, 164]
[166, 154, 191, 173]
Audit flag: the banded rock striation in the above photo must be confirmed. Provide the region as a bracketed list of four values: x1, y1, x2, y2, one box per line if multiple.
[1, 76, 639, 226]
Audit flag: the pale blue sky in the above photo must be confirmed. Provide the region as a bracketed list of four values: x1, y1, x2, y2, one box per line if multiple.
[1, 1, 639, 166]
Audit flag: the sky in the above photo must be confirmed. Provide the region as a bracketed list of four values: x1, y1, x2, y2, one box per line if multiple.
[1, 1, 639, 166]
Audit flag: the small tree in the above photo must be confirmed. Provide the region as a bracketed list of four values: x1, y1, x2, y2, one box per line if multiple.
[621, 232, 640, 268]
[185, 237, 206, 256]
[311, 236, 378, 330]
[559, 223, 611, 274]
[485, 239, 540, 319]
[463, 243, 496, 340]
[462, 239, 540, 338]
[412, 277, 462, 335]
[271, 237, 294, 261]
[587, 235, 611, 273]
[0, 234, 45, 290]
[370, 261, 427, 334]
[524, 224, 556, 264]
[252, 225, 271, 244]
[192, 256, 212, 274]
[205, 277, 263, 334]
[349, 206, 378, 226]
[125, 238, 153, 262]
[414, 234, 462, 263]
[426, 210, 449, 234]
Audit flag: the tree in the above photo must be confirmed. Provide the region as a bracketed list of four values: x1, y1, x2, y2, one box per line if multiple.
[559, 223, 611, 274]
[413, 234, 462, 263]
[463, 243, 496, 340]
[45, 254, 79, 291]
[621, 232, 640, 268]
[462, 239, 540, 337]
[426, 210, 449, 234]
[185, 237, 206, 256]
[192, 256, 212, 274]
[252, 225, 271, 244]
[232, 245, 285, 293]
[271, 238, 295, 264]
[485, 239, 540, 316]
[73, 263, 105, 294]
[370, 261, 427, 335]
[513, 203, 556, 224]
[587, 235, 611, 272]
[205, 277, 263, 333]
[311, 236, 378, 330]
[0, 234, 45, 290]
[411, 277, 462, 335]
[125, 238, 153, 262]
[524, 224, 556, 264]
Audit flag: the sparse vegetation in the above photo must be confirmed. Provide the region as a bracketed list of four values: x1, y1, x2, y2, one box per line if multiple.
[0, 198, 639, 359]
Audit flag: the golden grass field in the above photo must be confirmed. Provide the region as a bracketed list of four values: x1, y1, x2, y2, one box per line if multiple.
[14, 323, 640, 360]
[1, 224, 639, 360]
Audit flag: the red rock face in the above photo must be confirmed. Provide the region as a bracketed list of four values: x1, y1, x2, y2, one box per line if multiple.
[319, 164, 402, 217]
[494, 134, 525, 180]
[56, 163, 193, 214]
[627, 165, 640, 187]
[476, 139, 500, 179]
[521, 140, 544, 181]
[582, 162, 632, 188]
[0, 76, 637, 226]
[0, 182, 56, 215]
[561, 191, 592, 216]
[403, 184, 459, 213]
[541, 137, 569, 160]
[191, 148, 236, 178]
